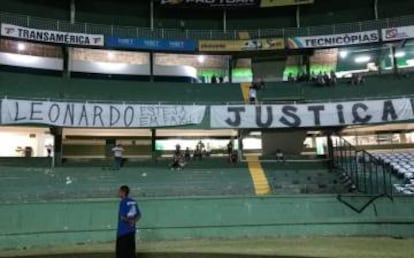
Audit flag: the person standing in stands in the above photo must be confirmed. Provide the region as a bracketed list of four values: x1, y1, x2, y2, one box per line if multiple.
[175, 144, 181, 155]
[112, 144, 125, 170]
[275, 149, 285, 164]
[116, 185, 141, 258]
[249, 86, 257, 104]
[184, 147, 191, 161]
[227, 140, 234, 163]
[330, 70, 337, 86]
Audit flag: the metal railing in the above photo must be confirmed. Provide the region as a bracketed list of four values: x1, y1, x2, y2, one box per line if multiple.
[333, 135, 393, 197]
[2, 93, 413, 106]
[2, 11, 414, 40]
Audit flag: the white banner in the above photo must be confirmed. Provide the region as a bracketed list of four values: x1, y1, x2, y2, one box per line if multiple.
[382, 25, 414, 41]
[287, 30, 380, 49]
[211, 98, 414, 128]
[1, 23, 104, 46]
[1, 99, 206, 128]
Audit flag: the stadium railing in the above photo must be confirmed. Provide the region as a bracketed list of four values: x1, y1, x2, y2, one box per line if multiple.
[1, 12, 414, 40]
[333, 135, 394, 197]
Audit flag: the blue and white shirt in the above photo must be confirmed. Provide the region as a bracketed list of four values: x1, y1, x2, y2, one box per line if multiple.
[117, 197, 141, 237]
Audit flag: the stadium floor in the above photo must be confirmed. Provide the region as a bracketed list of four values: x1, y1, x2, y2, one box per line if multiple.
[1, 237, 413, 258]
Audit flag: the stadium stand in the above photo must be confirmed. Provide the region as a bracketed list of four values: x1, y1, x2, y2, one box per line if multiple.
[262, 161, 346, 194]
[0, 159, 255, 203]
[371, 151, 414, 194]
[1, 71, 413, 103]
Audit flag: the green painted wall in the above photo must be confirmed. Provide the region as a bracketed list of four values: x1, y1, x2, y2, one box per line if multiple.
[2, 71, 414, 105]
[1, 195, 413, 250]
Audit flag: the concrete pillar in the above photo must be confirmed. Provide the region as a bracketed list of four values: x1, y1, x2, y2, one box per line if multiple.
[261, 129, 307, 156]
[50, 127, 63, 166]
[151, 129, 156, 160]
[391, 46, 399, 75]
[296, 5, 301, 28]
[326, 133, 334, 170]
[228, 57, 233, 83]
[150, 51, 154, 82]
[62, 46, 70, 78]
[70, 0, 76, 24]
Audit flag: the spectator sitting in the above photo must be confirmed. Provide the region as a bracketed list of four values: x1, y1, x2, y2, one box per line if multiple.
[323, 72, 330, 86]
[317, 71, 325, 86]
[219, 76, 224, 83]
[357, 73, 365, 85]
[252, 80, 260, 90]
[193, 145, 202, 160]
[351, 73, 365, 85]
[211, 74, 217, 84]
[330, 70, 337, 86]
[204, 143, 211, 157]
[230, 150, 238, 164]
[297, 72, 307, 82]
[310, 71, 317, 82]
[259, 78, 265, 89]
[184, 147, 191, 161]
[288, 72, 295, 83]
[249, 86, 257, 104]
[170, 153, 185, 171]
[275, 149, 285, 164]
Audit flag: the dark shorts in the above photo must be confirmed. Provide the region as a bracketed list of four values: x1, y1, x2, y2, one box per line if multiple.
[116, 233, 136, 258]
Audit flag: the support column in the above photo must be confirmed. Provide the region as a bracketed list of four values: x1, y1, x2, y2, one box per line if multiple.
[151, 129, 157, 160]
[62, 46, 70, 78]
[374, 0, 379, 20]
[296, 6, 301, 28]
[70, 0, 76, 24]
[326, 133, 334, 171]
[50, 127, 63, 167]
[150, 0, 154, 31]
[391, 46, 399, 75]
[223, 9, 227, 33]
[228, 56, 233, 83]
[237, 130, 243, 161]
[150, 51, 154, 82]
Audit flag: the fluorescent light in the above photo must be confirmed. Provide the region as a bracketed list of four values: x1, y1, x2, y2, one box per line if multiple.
[4, 53, 39, 64]
[95, 61, 127, 71]
[389, 51, 406, 58]
[354, 56, 371, 63]
[406, 59, 414, 66]
[17, 43, 25, 51]
[339, 50, 348, 58]
[197, 55, 205, 63]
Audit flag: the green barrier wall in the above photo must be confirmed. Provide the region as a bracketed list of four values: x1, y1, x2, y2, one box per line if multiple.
[1, 71, 414, 104]
[1, 195, 413, 250]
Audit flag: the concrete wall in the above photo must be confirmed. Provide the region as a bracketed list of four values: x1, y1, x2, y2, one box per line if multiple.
[262, 130, 307, 155]
[1, 195, 413, 250]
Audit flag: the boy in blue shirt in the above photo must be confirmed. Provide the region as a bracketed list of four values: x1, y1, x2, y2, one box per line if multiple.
[116, 185, 141, 258]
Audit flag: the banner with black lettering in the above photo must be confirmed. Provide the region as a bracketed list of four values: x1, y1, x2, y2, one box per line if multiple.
[1, 24, 104, 46]
[1, 99, 206, 128]
[211, 98, 414, 128]
[287, 30, 380, 49]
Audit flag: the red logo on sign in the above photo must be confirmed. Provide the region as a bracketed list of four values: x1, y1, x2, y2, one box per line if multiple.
[385, 28, 398, 39]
